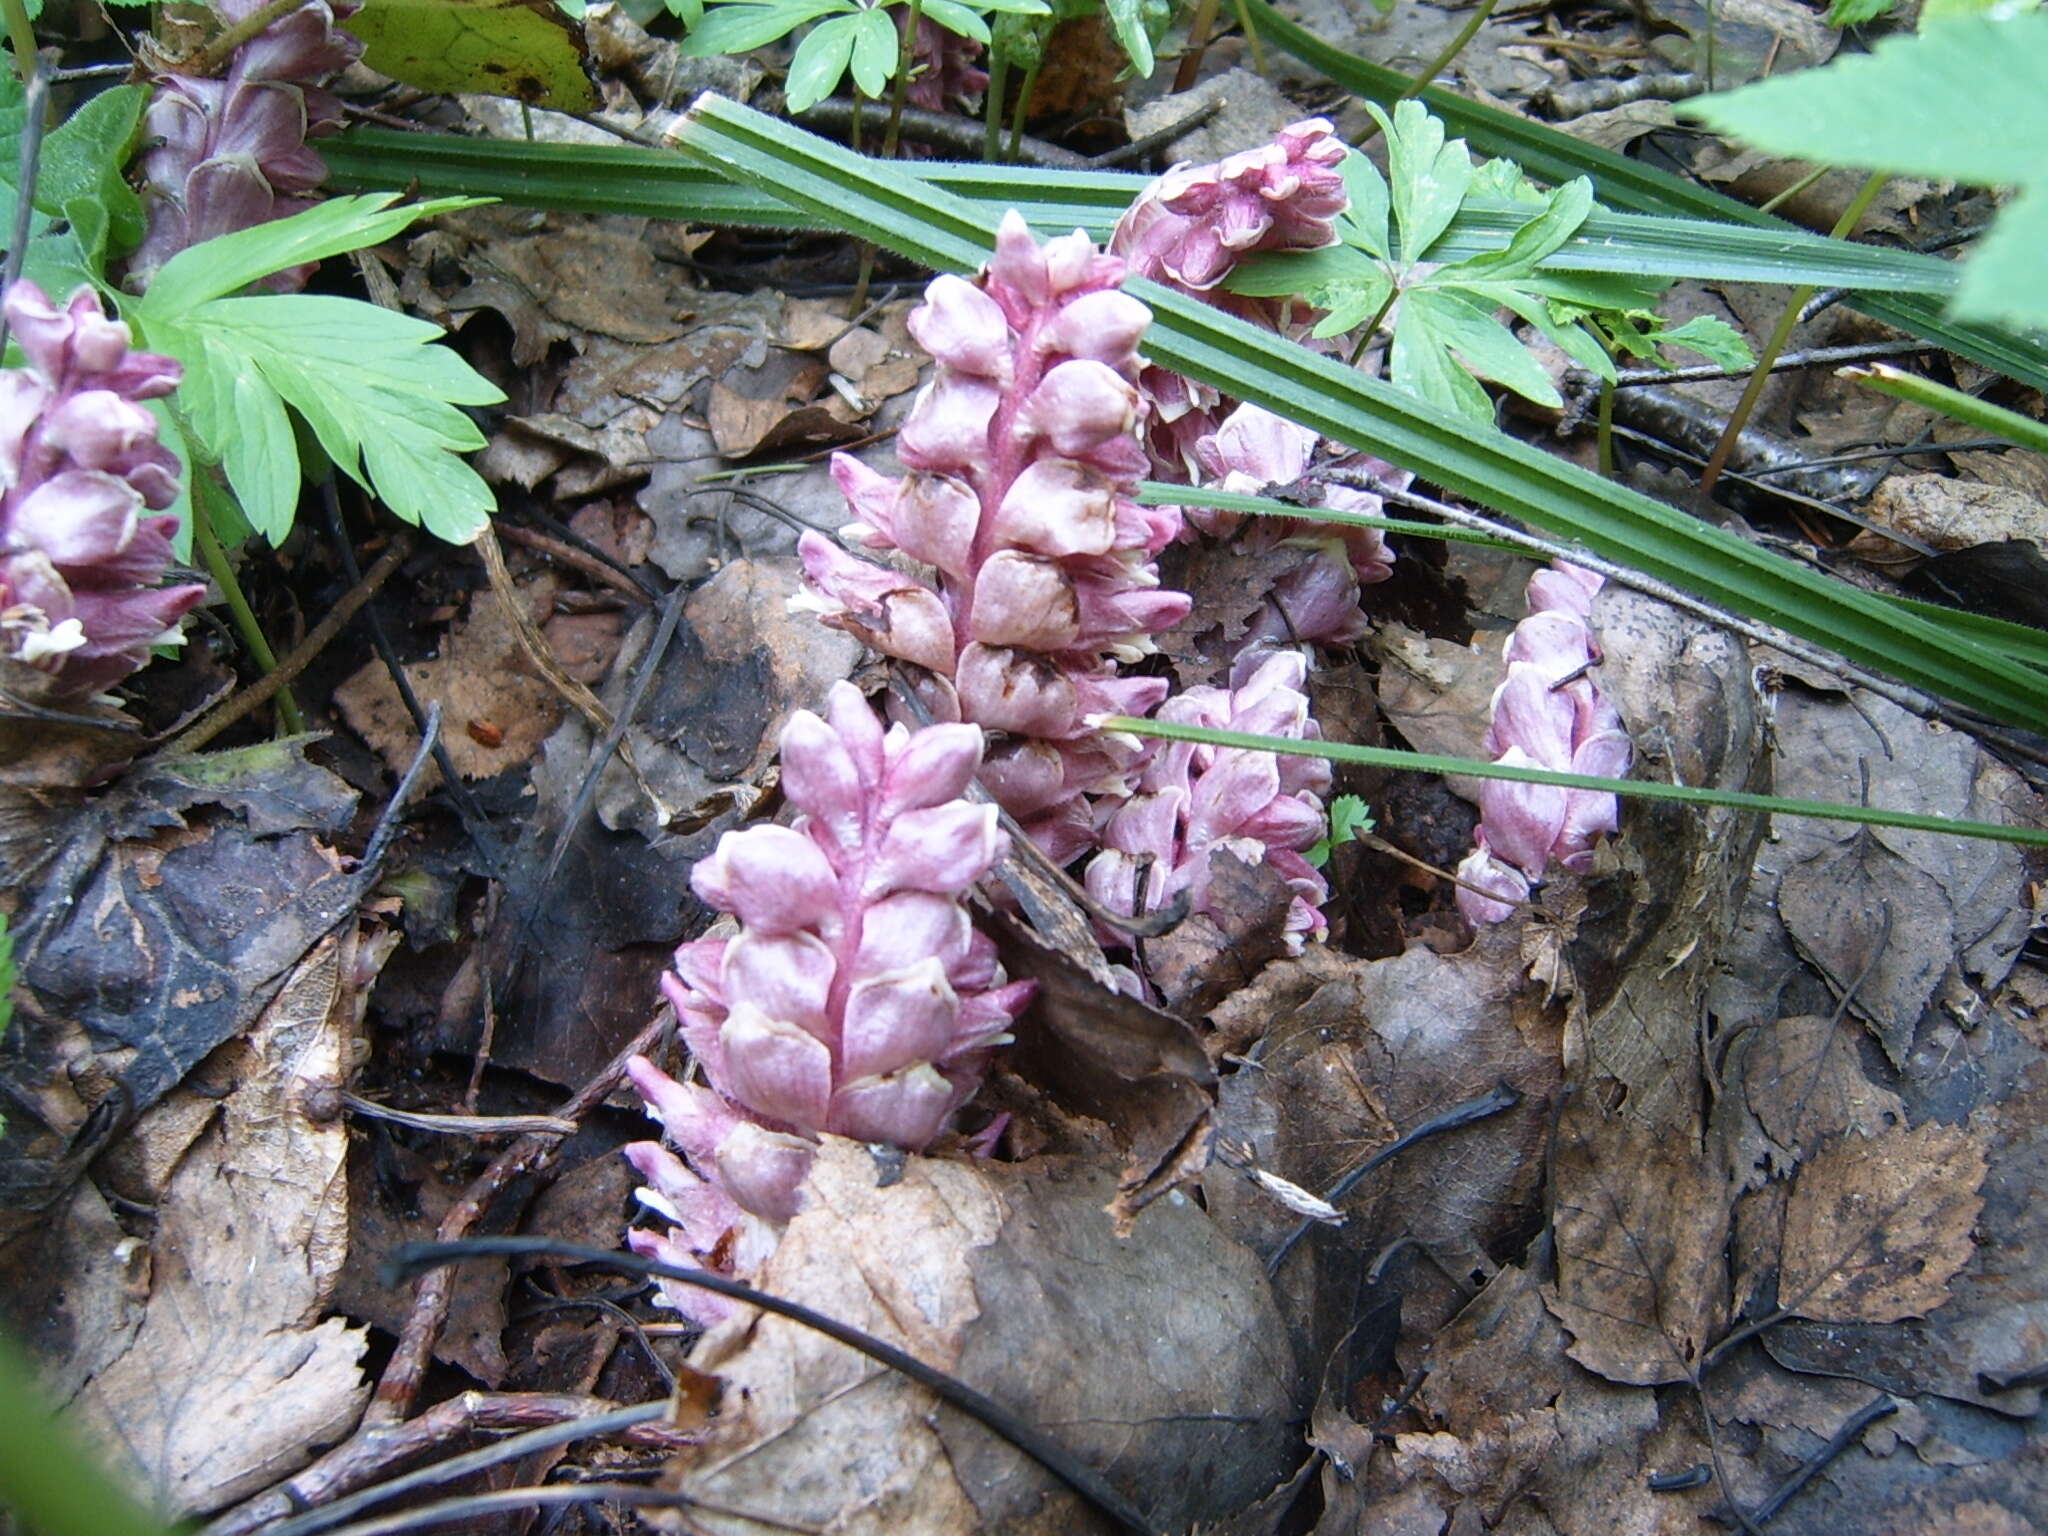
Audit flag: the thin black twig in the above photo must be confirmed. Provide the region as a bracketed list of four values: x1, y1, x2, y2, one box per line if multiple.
[359, 701, 442, 873]
[1088, 97, 1228, 167]
[315, 1482, 740, 1536]
[1267, 1082, 1522, 1275]
[1717, 1396, 1896, 1529]
[385, 1236, 1161, 1536]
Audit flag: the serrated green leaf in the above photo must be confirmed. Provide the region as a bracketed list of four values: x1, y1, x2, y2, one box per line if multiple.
[1451, 177, 1592, 279]
[1825, 0, 1895, 23]
[1237, 0, 2048, 393]
[187, 295, 500, 543]
[1306, 268, 1394, 338]
[1414, 288, 1563, 407]
[1650, 314, 1754, 369]
[1684, 14, 2048, 330]
[848, 6, 899, 97]
[786, 14, 860, 109]
[1374, 100, 1471, 259]
[1337, 153, 1391, 260]
[137, 193, 484, 317]
[347, 0, 598, 110]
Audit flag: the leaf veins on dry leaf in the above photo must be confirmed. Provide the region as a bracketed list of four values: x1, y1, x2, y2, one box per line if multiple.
[1778, 1119, 1989, 1325]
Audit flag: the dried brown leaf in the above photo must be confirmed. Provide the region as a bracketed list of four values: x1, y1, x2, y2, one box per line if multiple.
[1738, 1014, 1907, 1171]
[54, 928, 381, 1515]
[662, 1142, 1296, 1535]
[1544, 1096, 1735, 1385]
[1779, 1121, 1988, 1325]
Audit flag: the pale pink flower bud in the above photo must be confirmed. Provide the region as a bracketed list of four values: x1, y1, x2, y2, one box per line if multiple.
[625, 685, 1034, 1311]
[803, 214, 1185, 841]
[1460, 564, 1630, 923]
[1, 282, 203, 697]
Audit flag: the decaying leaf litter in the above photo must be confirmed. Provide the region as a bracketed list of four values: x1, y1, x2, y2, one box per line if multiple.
[3, 0, 2048, 1533]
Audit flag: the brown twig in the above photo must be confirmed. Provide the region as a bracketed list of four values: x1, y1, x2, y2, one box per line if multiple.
[163, 532, 415, 756]
[362, 1009, 669, 1428]
[202, 1394, 685, 1536]
[492, 522, 651, 603]
[339, 1094, 578, 1138]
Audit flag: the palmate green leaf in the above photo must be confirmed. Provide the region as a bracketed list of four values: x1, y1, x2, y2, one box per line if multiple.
[131, 196, 504, 546]
[169, 297, 500, 544]
[1102, 719, 2048, 850]
[1374, 102, 1469, 259]
[666, 97, 2048, 729]
[1825, 0, 1895, 22]
[785, 13, 862, 109]
[1685, 13, 2048, 331]
[1106, 0, 1154, 74]
[849, 6, 898, 95]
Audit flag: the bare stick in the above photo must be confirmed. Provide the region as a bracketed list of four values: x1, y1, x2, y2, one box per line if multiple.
[362, 1010, 669, 1427]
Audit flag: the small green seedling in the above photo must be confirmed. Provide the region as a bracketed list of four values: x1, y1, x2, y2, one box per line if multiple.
[1306, 793, 1374, 868]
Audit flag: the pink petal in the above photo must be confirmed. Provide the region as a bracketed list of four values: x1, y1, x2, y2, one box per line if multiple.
[840, 958, 959, 1081]
[691, 824, 839, 935]
[908, 272, 1014, 381]
[1455, 846, 1527, 925]
[778, 706, 865, 851]
[864, 801, 1003, 898]
[719, 1003, 835, 1131]
[1018, 360, 1140, 457]
[879, 720, 983, 816]
[853, 890, 974, 979]
[991, 458, 1119, 558]
[968, 551, 1080, 650]
[714, 1122, 815, 1223]
[721, 930, 836, 1034]
[828, 1061, 958, 1147]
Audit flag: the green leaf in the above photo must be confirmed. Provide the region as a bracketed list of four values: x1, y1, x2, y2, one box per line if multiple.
[1336, 153, 1390, 260]
[680, 0, 847, 53]
[786, 14, 861, 110]
[1647, 314, 1754, 370]
[1684, 14, 2048, 330]
[1374, 100, 1470, 258]
[36, 83, 148, 265]
[347, 0, 598, 109]
[139, 192, 484, 315]
[1452, 176, 1592, 279]
[1306, 793, 1374, 867]
[920, 0, 992, 42]
[848, 6, 899, 97]
[1824, 0, 1895, 23]
[158, 296, 501, 545]
[1237, 0, 2048, 394]
[1106, 0, 1155, 75]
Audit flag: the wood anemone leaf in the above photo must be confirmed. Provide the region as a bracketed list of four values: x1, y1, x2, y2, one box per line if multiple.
[667, 95, 2048, 730]
[322, 128, 1967, 294]
[1236, 0, 2048, 395]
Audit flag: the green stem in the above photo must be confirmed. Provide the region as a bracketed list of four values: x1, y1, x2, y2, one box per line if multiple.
[1758, 162, 1830, 215]
[881, 0, 925, 159]
[1100, 716, 2048, 850]
[1700, 168, 1887, 496]
[0, 0, 36, 85]
[1597, 375, 1616, 478]
[984, 44, 1007, 162]
[192, 472, 304, 734]
[1006, 58, 1040, 163]
[1841, 362, 2048, 459]
[1354, 0, 1498, 145]
[1346, 283, 1400, 365]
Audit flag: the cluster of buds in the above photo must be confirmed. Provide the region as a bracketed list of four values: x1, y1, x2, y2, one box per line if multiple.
[1085, 648, 1333, 950]
[1455, 564, 1631, 924]
[623, 683, 1034, 1319]
[1110, 119, 1349, 479]
[1191, 402, 1409, 645]
[1, 282, 204, 699]
[902, 14, 988, 112]
[800, 211, 1189, 860]
[130, 0, 364, 293]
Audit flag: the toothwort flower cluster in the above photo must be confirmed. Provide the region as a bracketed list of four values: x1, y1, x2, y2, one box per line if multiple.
[1110, 119, 1349, 479]
[1191, 402, 1408, 646]
[1086, 648, 1334, 949]
[623, 683, 1034, 1320]
[1455, 564, 1631, 924]
[902, 13, 988, 112]
[130, 0, 364, 293]
[800, 211, 1189, 860]
[1, 283, 204, 698]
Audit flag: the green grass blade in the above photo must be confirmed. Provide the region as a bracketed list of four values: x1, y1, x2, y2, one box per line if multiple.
[1102, 717, 2048, 849]
[1239, 0, 2048, 395]
[324, 129, 1967, 297]
[667, 96, 2048, 729]
[1841, 362, 2048, 458]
